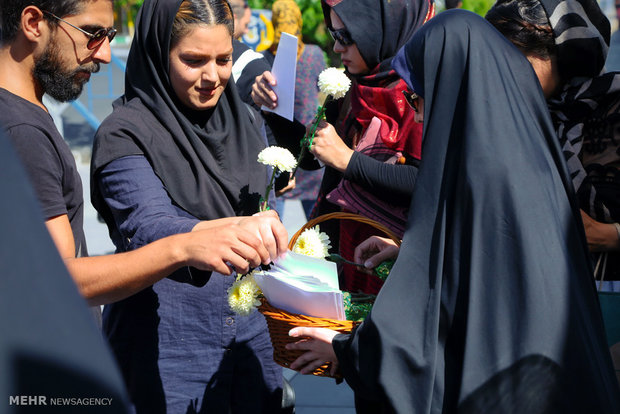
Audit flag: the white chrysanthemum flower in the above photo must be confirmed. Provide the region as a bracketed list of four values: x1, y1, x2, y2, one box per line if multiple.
[257, 146, 297, 173]
[227, 273, 262, 316]
[317, 68, 351, 100]
[292, 226, 332, 259]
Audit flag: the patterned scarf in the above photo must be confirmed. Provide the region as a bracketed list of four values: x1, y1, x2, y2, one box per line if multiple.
[269, 0, 305, 60]
[540, 0, 619, 221]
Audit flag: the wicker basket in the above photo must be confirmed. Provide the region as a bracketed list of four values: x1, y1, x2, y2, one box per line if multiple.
[258, 212, 402, 377]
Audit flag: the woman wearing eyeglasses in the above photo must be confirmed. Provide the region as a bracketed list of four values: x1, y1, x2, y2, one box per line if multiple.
[90, 0, 288, 412]
[286, 10, 620, 412]
[253, 0, 433, 296]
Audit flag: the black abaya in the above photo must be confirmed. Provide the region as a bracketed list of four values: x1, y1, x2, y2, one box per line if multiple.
[333, 10, 620, 413]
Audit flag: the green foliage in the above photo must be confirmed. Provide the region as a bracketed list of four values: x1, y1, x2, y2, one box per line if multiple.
[461, 0, 495, 16]
[115, 0, 144, 14]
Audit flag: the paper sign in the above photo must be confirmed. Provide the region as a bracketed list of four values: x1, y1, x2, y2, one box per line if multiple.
[261, 32, 297, 121]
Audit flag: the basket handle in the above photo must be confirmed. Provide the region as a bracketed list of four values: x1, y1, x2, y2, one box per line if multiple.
[288, 212, 402, 250]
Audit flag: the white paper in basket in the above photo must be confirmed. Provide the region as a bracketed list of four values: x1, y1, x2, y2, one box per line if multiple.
[254, 251, 345, 320]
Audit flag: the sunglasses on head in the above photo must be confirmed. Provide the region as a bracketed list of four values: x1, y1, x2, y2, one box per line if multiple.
[42, 10, 117, 50]
[402, 90, 419, 112]
[328, 27, 355, 46]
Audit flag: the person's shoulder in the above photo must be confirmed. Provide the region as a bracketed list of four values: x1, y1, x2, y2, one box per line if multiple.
[0, 88, 54, 133]
[303, 44, 327, 66]
[305, 44, 324, 57]
[97, 96, 157, 134]
[233, 39, 252, 59]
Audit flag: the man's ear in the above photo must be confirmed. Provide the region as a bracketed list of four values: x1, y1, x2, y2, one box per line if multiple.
[21, 6, 47, 44]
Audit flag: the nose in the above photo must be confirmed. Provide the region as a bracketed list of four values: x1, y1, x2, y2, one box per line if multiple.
[333, 40, 346, 53]
[201, 61, 218, 83]
[91, 38, 112, 64]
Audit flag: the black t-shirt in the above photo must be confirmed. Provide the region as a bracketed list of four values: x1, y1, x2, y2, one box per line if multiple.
[0, 88, 87, 257]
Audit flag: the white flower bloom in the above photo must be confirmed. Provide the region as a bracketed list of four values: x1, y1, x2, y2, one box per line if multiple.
[292, 226, 332, 259]
[317, 68, 351, 100]
[257, 146, 297, 173]
[228, 273, 262, 316]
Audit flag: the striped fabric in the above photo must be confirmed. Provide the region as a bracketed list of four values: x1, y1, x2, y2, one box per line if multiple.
[541, 0, 620, 222]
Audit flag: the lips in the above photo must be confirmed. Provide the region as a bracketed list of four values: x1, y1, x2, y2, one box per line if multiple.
[196, 86, 217, 96]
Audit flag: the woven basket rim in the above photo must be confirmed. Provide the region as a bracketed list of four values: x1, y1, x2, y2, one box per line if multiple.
[288, 212, 402, 250]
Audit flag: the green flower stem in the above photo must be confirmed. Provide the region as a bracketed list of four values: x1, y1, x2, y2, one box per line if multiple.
[327, 253, 365, 268]
[291, 95, 333, 179]
[259, 167, 278, 212]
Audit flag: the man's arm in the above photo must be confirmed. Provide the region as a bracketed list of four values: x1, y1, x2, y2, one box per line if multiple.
[46, 213, 284, 306]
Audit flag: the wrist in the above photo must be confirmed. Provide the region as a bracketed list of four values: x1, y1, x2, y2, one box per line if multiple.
[335, 148, 354, 173]
[167, 233, 190, 267]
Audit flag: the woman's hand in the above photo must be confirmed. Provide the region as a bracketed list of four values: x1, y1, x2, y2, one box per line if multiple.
[286, 327, 340, 376]
[354, 236, 400, 268]
[251, 71, 278, 109]
[309, 120, 354, 172]
[580, 210, 620, 252]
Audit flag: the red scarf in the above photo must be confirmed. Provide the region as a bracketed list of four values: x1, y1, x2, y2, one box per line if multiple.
[348, 69, 423, 159]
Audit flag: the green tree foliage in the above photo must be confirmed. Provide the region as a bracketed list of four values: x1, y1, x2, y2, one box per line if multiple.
[115, 0, 144, 35]
[460, 0, 495, 16]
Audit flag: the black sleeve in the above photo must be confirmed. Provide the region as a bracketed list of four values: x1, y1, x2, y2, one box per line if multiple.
[236, 58, 271, 110]
[7, 124, 67, 220]
[343, 151, 418, 206]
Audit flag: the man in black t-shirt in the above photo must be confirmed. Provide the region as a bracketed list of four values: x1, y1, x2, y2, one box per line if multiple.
[0, 0, 288, 307]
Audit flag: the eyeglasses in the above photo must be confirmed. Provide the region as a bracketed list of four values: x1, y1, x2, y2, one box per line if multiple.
[402, 90, 419, 112]
[42, 11, 117, 50]
[328, 27, 355, 46]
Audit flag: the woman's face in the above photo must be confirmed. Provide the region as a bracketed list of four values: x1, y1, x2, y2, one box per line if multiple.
[329, 10, 369, 75]
[169, 25, 233, 111]
[526, 54, 561, 99]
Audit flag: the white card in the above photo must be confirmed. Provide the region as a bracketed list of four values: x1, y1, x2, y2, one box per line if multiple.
[261, 32, 297, 121]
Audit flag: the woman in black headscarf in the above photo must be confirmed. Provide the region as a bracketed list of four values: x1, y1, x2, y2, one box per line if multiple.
[90, 0, 287, 412]
[486, 0, 620, 281]
[286, 10, 620, 413]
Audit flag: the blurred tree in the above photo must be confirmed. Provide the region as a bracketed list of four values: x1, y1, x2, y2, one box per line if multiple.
[460, 0, 494, 16]
[115, 0, 144, 36]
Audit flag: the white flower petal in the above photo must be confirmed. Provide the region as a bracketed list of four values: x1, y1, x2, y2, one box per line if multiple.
[292, 226, 332, 259]
[257, 146, 298, 172]
[317, 68, 351, 100]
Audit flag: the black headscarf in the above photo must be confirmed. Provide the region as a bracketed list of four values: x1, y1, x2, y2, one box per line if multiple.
[91, 0, 268, 223]
[334, 10, 620, 412]
[321, 0, 432, 72]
